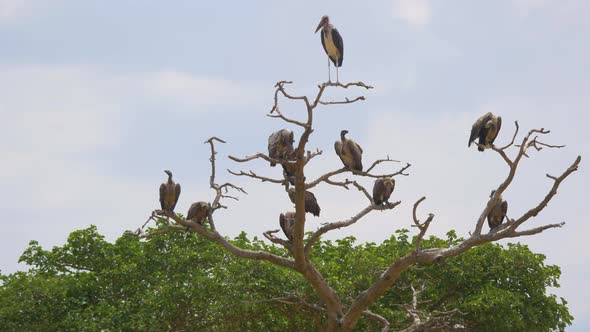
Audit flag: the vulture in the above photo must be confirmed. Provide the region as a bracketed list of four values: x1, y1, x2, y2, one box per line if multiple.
[334, 130, 363, 172]
[469, 112, 502, 151]
[187, 201, 211, 225]
[282, 162, 297, 186]
[279, 211, 296, 241]
[373, 177, 395, 205]
[159, 170, 181, 212]
[288, 189, 321, 217]
[268, 129, 295, 166]
[281, 148, 300, 186]
[487, 190, 508, 230]
[315, 15, 344, 83]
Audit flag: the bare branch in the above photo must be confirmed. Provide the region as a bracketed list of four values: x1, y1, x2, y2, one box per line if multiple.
[263, 229, 291, 248]
[155, 210, 295, 269]
[362, 310, 390, 332]
[412, 197, 434, 250]
[500, 121, 519, 150]
[304, 202, 401, 256]
[365, 157, 401, 174]
[227, 169, 286, 184]
[505, 222, 565, 237]
[305, 162, 411, 190]
[354, 162, 412, 179]
[351, 181, 373, 202]
[318, 96, 366, 105]
[510, 155, 581, 230]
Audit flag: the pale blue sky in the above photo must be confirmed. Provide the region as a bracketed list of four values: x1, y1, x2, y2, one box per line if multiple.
[0, 0, 588, 330]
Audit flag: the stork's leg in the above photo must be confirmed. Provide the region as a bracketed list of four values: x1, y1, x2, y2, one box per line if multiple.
[336, 66, 339, 83]
[327, 57, 331, 83]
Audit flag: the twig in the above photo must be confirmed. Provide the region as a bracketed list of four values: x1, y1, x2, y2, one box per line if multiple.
[304, 202, 401, 256]
[227, 169, 285, 184]
[412, 197, 434, 250]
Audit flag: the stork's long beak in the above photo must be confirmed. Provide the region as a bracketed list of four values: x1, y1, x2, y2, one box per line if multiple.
[315, 21, 323, 33]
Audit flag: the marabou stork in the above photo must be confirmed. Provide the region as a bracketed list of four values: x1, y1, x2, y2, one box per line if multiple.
[487, 190, 508, 230]
[373, 177, 395, 206]
[288, 188, 321, 217]
[187, 201, 211, 225]
[315, 15, 344, 83]
[469, 112, 502, 151]
[335, 130, 363, 172]
[159, 170, 181, 212]
[280, 211, 296, 241]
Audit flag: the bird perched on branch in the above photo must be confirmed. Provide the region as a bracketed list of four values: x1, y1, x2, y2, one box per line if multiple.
[373, 177, 395, 205]
[335, 130, 363, 172]
[268, 129, 295, 166]
[280, 212, 296, 241]
[288, 188, 321, 217]
[469, 112, 502, 151]
[187, 201, 211, 225]
[159, 170, 181, 212]
[315, 15, 344, 83]
[487, 190, 508, 230]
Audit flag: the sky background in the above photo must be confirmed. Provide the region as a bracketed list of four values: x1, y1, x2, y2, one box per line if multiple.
[0, 0, 588, 329]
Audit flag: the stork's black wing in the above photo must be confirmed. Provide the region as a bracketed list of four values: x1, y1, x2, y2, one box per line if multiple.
[332, 28, 344, 67]
[373, 179, 385, 205]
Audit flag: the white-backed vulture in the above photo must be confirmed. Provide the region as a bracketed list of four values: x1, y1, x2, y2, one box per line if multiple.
[159, 170, 181, 212]
[187, 201, 211, 225]
[288, 189, 321, 217]
[281, 148, 301, 186]
[268, 129, 295, 166]
[469, 112, 502, 152]
[279, 211, 296, 241]
[487, 190, 508, 230]
[334, 130, 363, 171]
[373, 177, 395, 205]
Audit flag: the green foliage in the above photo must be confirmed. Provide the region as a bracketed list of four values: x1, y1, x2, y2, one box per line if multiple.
[0, 227, 572, 331]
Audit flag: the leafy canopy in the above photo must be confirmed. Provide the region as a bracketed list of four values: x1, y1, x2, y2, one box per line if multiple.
[0, 226, 572, 331]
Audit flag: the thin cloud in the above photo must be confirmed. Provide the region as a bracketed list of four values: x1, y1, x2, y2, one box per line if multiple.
[393, 0, 432, 28]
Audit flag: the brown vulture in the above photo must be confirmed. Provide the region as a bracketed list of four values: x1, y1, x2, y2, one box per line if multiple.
[279, 211, 296, 241]
[334, 130, 363, 172]
[487, 190, 508, 230]
[373, 177, 395, 205]
[469, 112, 502, 151]
[187, 201, 211, 225]
[268, 129, 295, 166]
[288, 189, 321, 217]
[281, 148, 300, 186]
[159, 170, 181, 212]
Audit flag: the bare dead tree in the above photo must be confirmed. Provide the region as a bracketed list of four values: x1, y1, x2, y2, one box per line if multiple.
[139, 80, 580, 332]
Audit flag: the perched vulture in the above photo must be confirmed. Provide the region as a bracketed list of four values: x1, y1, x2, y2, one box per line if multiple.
[281, 148, 300, 186]
[487, 190, 508, 230]
[187, 201, 211, 225]
[279, 211, 296, 241]
[373, 177, 395, 205]
[268, 129, 295, 166]
[469, 112, 502, 152]
[159, 170, 181, 212]
[288, 189, 321, 217]
[282, 162, 297, 186]
[334, 130, 363, 172]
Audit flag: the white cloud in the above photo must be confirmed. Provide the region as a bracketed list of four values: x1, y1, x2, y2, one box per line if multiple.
[0, 0, 28, 20]
[394, 0, 432, 28]
[146, 70, 265, 110]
